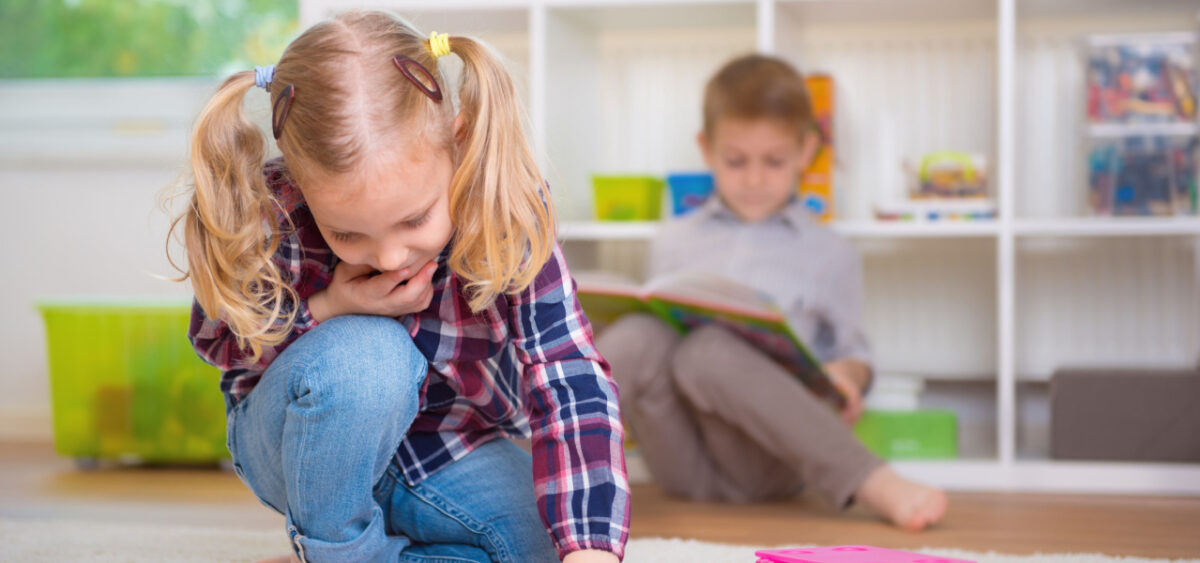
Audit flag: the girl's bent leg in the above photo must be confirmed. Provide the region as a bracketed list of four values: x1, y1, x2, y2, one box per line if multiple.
[376, 438, 558, 563]
[227, 315, 428, 562]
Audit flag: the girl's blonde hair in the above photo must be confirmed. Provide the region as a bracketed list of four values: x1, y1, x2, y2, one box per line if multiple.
[169, 10, 553, 361]
[702, 54, 815, 141]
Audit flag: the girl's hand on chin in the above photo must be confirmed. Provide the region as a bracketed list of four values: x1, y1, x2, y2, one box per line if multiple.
[309, 260, 438, 321]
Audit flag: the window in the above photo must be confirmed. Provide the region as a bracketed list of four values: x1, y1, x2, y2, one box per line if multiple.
[0, 0, 298, 78]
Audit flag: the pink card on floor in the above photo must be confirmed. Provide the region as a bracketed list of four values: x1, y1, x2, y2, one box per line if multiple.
[755, 545, 975, 563]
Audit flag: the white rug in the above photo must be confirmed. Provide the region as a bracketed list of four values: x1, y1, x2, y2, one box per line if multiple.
[1, 518, 1195, 562]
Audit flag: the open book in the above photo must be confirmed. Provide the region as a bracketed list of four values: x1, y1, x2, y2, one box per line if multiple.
[576, 271, 846, 409]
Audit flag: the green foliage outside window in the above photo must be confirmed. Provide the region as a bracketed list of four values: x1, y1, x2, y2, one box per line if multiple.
[0, 0, 298, 78]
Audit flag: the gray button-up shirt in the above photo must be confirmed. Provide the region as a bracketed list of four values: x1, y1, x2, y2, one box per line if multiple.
[649, 196, 872, 366]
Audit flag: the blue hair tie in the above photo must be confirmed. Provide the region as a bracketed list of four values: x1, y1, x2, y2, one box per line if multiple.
[254, 65, 275, 90]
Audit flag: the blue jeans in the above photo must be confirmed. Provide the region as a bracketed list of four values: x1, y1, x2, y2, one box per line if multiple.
[225, 315, 558, 563]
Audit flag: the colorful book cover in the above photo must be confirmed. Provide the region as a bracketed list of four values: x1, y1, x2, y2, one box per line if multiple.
[576, 272, 846, 409]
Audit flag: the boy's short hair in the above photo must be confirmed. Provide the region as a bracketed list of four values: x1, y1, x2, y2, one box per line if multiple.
[702, 54, 814, 140]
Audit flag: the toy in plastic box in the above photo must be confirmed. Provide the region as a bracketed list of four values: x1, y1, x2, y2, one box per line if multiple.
[853, 409, 958, 460]
[591, 175, 665, 221]
[38, 299, 228, 467]
[666, 172, 714, 216]
[1087, 135, 1198, 216]
[1086, 33, 1198, 124]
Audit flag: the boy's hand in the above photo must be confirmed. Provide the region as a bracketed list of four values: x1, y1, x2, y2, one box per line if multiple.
[308, 260, 438, 322]
[824, 359, 870, 425]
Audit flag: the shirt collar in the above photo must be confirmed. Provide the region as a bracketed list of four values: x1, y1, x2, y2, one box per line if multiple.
[696, 193, 814, 231]
[779, 195, 819, 230]
[265, 158, 306, 217]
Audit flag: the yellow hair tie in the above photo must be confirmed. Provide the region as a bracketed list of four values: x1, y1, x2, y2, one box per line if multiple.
[429, 32, 451, 59]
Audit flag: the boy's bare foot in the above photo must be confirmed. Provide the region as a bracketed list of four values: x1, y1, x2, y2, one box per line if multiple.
[855, 465, 947, 531]
[255, 554, 299, 563]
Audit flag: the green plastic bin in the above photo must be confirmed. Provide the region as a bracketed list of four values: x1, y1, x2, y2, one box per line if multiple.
[853, 409, 958, 459]
[37, 299, 228, 465]
[592, 175, 665, 221]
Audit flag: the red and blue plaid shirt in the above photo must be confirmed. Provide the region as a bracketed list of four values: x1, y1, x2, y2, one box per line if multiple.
[189, 160, 630, 559]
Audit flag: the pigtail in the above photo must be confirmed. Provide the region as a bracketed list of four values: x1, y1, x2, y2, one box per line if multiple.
[169, 70, 296, 362]
[446, 36, 555, 312]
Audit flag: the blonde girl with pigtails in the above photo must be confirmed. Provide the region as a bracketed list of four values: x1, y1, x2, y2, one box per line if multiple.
[169, 10, 629, 563]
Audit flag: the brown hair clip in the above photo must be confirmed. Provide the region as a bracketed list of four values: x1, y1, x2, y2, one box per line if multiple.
[393, 55, 443, 103]
[271, 83, 295, 140]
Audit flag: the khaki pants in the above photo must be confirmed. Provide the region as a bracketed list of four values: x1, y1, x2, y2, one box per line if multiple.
[597, 313, 882, 508]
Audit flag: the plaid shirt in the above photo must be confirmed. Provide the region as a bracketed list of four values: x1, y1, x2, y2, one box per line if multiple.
[189, 160, 630, 559]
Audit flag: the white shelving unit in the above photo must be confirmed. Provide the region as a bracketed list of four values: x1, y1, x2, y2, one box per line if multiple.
[560, 220, 1007, 240]
[301, 0, 1200, 495]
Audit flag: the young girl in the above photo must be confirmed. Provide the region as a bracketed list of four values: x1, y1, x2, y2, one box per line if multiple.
[170, 11, 627, 563]
[597, 54, 946, 532]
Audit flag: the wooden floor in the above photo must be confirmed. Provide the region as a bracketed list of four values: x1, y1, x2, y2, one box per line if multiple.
[3, 440, 1199, 559]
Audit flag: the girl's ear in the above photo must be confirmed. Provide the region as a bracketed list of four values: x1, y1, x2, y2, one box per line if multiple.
[453, 112, 467, 146]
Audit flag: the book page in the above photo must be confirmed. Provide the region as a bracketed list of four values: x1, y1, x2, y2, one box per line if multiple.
[644, 273, 845, 409]
[644, 271, 782, 321]
[574, 270, 651, 328]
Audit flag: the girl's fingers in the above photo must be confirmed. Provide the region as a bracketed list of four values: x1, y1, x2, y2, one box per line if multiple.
[362, 267, 409, 295]
[418, 279, 435, 305]
[380, 261, 437, 309]
[337, 261, 377, 280]
[418, 260, 438, 280]
[396, 261, 438, 294]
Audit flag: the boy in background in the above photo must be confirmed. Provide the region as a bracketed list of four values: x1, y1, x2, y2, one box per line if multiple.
[597, 54, 946, 531]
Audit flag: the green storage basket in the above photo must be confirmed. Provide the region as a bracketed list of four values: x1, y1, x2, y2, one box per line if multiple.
[37, 299, 228, 465]
[853, 409, 958, 459]
[591, 175, 665, 221]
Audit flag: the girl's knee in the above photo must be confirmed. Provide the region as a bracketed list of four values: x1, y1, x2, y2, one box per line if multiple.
[485, 506, 557, 563]
[290, 315, 427, 411]
[304, 315, 421, 367]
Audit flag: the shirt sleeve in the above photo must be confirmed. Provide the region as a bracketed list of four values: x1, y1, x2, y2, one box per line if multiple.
[187, 229, 322, 393]
[509, 242, 631, 560]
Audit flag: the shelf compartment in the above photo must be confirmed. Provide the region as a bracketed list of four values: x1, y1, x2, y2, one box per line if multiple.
[774, 2, 999, 222]
[542, 2, 755, 222]
[862, 240, 998, 385]
[1015, 236, 1200, 378]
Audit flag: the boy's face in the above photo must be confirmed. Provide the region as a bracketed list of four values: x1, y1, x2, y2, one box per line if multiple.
[698, 117, 818, 223]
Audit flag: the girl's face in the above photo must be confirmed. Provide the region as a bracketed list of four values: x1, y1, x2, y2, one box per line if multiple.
[302, 145, 456, 275]
[698, 117, 818, 223]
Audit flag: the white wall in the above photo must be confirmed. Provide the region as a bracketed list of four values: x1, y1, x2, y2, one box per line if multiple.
[0, 167, 192, 421]
[0, 79, 229, 434]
